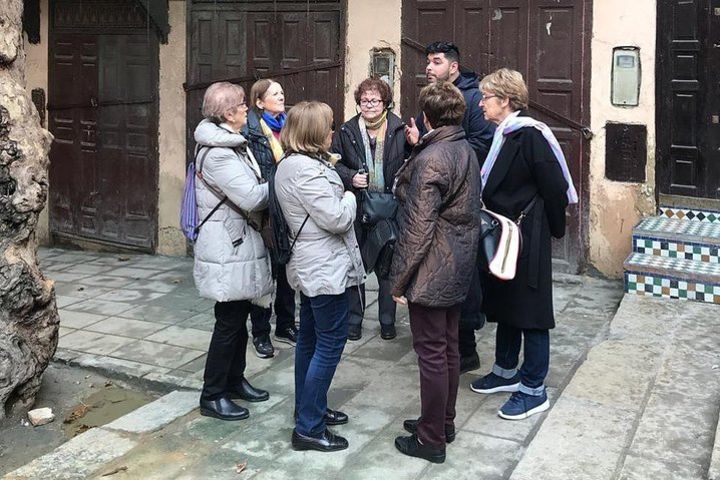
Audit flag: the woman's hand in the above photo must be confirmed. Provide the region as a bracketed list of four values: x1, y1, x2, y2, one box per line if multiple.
[352, 172, 369, 189]
[392, 295, 407, 306]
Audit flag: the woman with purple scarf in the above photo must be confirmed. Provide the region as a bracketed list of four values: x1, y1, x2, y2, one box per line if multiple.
[469, 69, 578, 421]
[242, 79, 299, 359]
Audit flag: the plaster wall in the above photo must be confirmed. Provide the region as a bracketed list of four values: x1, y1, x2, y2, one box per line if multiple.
[343, 0, 402, 120]
[589, 0, 657, 277]
[24, 0, 50, 245]
[156, 0, 187, 256]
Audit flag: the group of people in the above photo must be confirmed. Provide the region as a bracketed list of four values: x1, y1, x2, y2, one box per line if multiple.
[190, 41, 576, 464]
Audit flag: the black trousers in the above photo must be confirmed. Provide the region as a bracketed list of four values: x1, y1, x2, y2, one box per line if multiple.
[348, 279, 397, 327]
[250, 265, 296, 337]
[459, 267, 484, 359]
[202, 300, 251, 400]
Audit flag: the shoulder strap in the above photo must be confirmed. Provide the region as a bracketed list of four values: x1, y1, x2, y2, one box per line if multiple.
[515, 194, 540, 226]
[193, 146, 227, 237]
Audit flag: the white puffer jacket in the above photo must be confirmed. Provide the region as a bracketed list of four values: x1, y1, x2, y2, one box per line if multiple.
[192, 119, 273, 304]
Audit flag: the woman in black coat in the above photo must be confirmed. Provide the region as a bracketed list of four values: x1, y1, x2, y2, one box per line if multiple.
[331, 78, 406, 342]
[469, 69, 578, 421]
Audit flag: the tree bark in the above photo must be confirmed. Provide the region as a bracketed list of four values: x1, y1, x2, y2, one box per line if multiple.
[0, 0, 58, 418]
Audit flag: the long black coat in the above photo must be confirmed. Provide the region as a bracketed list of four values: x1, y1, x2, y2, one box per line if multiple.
[331, 112, 407, 242]
[481, 117, 569, 330]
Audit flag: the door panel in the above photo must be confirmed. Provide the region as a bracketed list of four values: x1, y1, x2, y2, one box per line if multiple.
[401, 0, 590, 271]
[658, 0, 719, 199]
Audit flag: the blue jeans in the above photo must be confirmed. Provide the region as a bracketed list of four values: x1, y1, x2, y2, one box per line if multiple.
[294, 290, 349, 437]
[493, 323, 549, 395]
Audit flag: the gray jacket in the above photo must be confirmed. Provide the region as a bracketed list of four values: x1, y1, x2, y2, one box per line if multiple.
[274, 153, 366, 297]
[192, 119, 273, 304]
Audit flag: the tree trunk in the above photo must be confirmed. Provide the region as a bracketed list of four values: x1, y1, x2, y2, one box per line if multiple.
[0, 0, 58, 418]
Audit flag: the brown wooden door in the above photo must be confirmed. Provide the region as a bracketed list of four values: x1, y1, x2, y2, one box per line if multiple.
[48, 0, 159, 251]
[186, 1, 345, 162]
[657, 0, 720, 199]
[401, 0, 591, 272]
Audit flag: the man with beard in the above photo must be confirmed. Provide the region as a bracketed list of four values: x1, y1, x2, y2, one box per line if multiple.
[405, 41, 494, 375]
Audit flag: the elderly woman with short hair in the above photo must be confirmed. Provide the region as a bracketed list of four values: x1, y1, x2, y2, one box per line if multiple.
[469, 68, 577, 421]
[275, 101, 365, 452]
[332, 77, 406, 341]
[193, 82, 273, 421]
[390, 81, 481, 463]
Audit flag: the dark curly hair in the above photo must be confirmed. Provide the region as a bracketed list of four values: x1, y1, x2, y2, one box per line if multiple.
[353, 77, 393, 107]
[418, 81, 466, 128]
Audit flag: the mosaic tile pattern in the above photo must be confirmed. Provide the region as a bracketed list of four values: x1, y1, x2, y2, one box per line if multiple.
[625, 252, 720, 277]
[625, 272, 720, 305]
[660, 206, 720, 224]
[633, 237, 720, 264]
[636, 216, 720, 241]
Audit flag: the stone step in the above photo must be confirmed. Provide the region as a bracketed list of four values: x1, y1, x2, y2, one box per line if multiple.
[509, 294, 720, 480]
[659, 205, 720, 224]
[623, 252, 720, 304]
[633, 217, 720, 265]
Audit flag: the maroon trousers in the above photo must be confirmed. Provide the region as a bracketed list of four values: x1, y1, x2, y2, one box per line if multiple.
[408, 302, 461, 448]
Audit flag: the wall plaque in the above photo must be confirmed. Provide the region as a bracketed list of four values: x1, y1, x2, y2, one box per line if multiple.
[605, 122, 647, 183]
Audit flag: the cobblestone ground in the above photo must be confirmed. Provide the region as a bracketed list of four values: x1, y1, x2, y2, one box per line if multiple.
[13, 248, 624, 479]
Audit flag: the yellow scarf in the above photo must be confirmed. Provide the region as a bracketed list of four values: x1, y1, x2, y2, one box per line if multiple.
[259, 118, 284, 163]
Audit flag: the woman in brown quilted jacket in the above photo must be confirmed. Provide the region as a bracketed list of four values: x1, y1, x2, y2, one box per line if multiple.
[390, 81, 481, 464]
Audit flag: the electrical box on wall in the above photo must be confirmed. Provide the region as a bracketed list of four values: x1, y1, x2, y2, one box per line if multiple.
[612, 47, 641, 106]
[371, 50, 395, 92]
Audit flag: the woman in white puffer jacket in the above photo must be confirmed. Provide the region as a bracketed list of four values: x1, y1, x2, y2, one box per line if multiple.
[192, 82, 273, 421]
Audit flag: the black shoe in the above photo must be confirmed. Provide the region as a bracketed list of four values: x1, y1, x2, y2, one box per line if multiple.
[394, 433, 445, 463]
[348, 324, 362, 341]
[200, 396, 249, 421]
[460, 352, 481, 374]
[275, 325, 298, 346]
[253, 334, 274, 358]
[380, 324, 397, 340]
[402, 418, 455, 443]
[291, 428, 349, 452]
[229, 377, 269, 403]
[293, 408, 349, 426]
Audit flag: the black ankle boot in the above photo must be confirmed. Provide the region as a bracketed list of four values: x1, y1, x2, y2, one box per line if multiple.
[402, 418, 455, 443]
[394, 434, 445, 463]
[229, 377, 269, 402]
[200, 396, 249, 421]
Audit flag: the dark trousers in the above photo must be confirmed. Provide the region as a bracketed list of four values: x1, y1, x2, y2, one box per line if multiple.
[408, 302, 461, 448]
[348, 279, 397, 327]
[459, 267, 484, 358]
[294, 290, 349, 437]
[249, 265, 296, 337]
[495, 323, 550, 391]
[202, 300, 251, 400]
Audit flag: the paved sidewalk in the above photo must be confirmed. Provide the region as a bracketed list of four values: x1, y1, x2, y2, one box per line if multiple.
[13, 247, 625, 479]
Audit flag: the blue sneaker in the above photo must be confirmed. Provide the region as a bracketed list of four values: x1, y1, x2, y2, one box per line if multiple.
[498, 391, 549, 420]
[470, 372, 521, 394]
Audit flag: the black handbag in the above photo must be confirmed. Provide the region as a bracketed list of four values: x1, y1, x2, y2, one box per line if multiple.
[361, 218, 399, 279]
[360, 190, 398, 225]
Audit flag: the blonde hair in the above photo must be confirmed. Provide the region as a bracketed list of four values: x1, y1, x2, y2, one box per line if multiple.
[280, 101, 333, 155]
[480, 68, 529, 111]
[201, 82, 245, 122]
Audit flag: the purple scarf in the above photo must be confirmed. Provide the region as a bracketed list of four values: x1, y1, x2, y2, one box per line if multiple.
[481, 111, 578, 204]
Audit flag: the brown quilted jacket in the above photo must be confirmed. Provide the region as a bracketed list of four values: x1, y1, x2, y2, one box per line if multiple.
[390, 125, 481, 307]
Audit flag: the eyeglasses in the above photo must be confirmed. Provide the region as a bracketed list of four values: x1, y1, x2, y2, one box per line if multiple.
[480, 94, 499, 103]
[359, 99, 383, 108]
[235, 102, 248, 110]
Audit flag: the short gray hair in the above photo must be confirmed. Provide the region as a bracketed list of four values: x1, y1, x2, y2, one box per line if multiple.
[201, 82, 245, 121]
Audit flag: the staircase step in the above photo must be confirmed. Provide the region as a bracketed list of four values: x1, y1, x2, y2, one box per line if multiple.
[635, 216, 720, 245]
[624, 252, 720, 304]
[660, 205, 720, 223]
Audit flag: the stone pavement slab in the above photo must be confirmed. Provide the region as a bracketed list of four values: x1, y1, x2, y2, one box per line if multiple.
[105, 390, 199, 434]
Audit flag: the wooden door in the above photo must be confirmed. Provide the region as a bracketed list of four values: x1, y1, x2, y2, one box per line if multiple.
[185, 1, 345, 162]
[657, 0, 720, 199]
[401, 0, 591, 272]
[48, 0, 159, 251]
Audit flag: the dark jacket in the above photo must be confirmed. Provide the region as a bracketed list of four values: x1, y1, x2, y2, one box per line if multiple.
[332, 111, 406, 194]
[390, 125, 481, 308]
[480, 113, 569, 330]
[242, 110, 275, 180]
[416, 70, 495, 164]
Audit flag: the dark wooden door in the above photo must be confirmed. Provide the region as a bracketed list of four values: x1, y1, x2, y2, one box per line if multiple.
[657, 0, 720, 199]
[185, 0, 345, 162]
[48, 0, 159, 251]
[401, 0, 591, 272]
